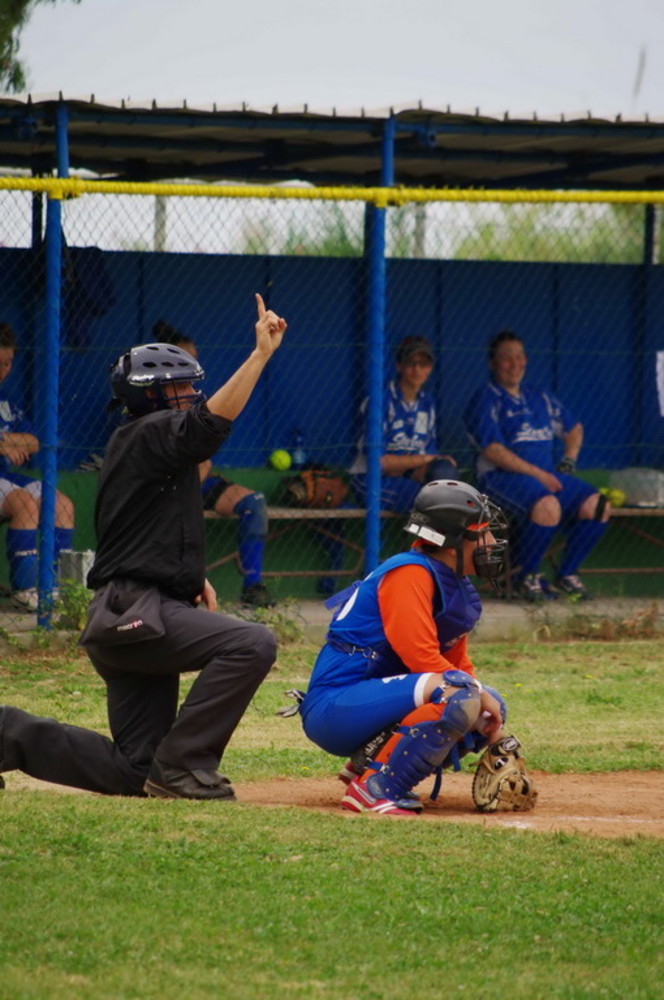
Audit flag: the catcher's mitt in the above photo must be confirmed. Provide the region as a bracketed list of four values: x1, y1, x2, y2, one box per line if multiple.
[472, 734, 538, 813]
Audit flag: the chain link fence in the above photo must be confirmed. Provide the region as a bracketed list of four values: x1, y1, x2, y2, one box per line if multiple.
[0, 179, 663, 630]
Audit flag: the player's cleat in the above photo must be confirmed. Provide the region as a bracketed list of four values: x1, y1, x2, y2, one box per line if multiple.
[338, 760, 360, 785]
[341, 778, 421, 816]
[241, 582, 275, 608]
[144, 759, 236, 800]
[337, 760, 422, 801]
[11, 588, 38, 613]
[537, 575, 559, 600]
[516, 573, 558, 603]
[555, 573, 591, 600]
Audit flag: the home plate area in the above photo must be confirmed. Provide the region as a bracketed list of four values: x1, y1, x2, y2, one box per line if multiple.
[237, 770, 664, 839]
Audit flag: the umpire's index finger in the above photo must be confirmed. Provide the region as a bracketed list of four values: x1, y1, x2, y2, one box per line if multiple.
[255, 292, 266, 318]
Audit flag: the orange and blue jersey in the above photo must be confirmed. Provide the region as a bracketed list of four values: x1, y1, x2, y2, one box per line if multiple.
[300, 550, 483, 756]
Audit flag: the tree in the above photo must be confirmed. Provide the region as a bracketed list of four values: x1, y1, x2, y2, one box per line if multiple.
[450, 202, 646, 265]
[0, 0, 81, 94]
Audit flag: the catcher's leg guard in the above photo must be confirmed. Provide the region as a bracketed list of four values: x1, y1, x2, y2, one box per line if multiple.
[364, 685, 482, 803]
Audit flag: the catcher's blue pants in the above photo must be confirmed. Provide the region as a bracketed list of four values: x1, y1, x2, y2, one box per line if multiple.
[302, 662, 431, 757]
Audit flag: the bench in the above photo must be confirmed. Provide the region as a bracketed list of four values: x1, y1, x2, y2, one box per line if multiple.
[204, 499, 664, 586]
[204, 506, 400, 579]
[586, 505, 664, 576]
[18, 469, 659, 600]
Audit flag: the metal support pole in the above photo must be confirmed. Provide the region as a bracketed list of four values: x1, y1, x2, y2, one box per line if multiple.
[632, 202, 659, 468]
[154, 195, 167, 251]
[37, 195, 63, 625]
[643, 202, 659, 265]
[363, 117, 395, 572]
[37, 104, 68, 626]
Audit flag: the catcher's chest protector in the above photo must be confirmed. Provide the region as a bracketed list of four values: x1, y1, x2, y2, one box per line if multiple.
[429, 563, 482, 650]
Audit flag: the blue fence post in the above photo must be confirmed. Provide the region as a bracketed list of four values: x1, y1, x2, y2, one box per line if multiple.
[363, 117, 395, 573]
[37, 194, 63, 626]
[37, 104, 68, 627]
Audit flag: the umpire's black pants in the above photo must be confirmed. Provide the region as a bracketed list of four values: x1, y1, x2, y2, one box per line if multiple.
[0, 596, 276, 796]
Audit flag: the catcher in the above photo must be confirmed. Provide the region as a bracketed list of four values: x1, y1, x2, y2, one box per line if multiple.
[299, 480, 538, 816]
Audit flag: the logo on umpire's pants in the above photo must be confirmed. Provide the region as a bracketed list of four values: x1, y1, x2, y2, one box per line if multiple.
[116, 619, 144, 632]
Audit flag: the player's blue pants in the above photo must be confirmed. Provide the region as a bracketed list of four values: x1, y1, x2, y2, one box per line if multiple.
[480, 469, 605, 578]
[301, 661, 426, 756]
[351, 460, 457, 514]
[301, 646, 490, 756]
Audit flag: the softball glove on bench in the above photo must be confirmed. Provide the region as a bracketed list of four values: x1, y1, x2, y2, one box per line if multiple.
[472, 734, 538, 812]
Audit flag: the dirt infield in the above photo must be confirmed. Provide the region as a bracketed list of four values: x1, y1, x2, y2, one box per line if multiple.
[238, 770, 664, 839]
[8, 770, 663, 838]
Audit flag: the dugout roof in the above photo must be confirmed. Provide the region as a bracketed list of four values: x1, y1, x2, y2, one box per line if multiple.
[2, 94, 664, 190]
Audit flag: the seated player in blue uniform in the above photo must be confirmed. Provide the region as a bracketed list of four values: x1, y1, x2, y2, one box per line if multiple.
[152, 320, 272, 608]
[0, 322, 75, 612]
[348, 336, 458, 513]
[300, 480, 537, 817]
[464, 329, 610, 601]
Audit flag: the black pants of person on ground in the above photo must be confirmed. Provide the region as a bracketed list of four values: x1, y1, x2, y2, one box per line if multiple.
[0, 594, 276, 796]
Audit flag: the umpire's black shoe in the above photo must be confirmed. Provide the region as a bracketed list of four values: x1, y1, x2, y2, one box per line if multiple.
[143, 760, 236, 801]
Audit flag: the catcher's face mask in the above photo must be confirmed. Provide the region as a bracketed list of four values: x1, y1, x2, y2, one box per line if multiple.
[469, 499, 509, 586]
[473, 532, 508, 583]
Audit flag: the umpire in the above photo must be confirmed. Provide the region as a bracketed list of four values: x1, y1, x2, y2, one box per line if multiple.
[0, 294, 286, 800]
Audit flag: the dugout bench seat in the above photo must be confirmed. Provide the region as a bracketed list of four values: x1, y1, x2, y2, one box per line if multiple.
[204, 505, 400, 581]
[1, 468, 661, 601]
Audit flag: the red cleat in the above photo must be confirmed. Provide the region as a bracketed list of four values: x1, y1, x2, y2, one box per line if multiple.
[341, 779, 421, 817]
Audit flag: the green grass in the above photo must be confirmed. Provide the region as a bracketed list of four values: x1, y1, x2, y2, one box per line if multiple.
[1, 639, 663, 999]
[1, 798, 662, 1000]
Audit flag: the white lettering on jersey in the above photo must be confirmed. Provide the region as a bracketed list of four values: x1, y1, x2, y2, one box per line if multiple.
[0, 401, 17, 423]
[513, 424, 554, 443]
[415, 412, 429, 434]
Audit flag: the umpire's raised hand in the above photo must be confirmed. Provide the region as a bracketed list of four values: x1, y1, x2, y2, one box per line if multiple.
[207, 294, 287, 422]
[255, 292, 287, 358]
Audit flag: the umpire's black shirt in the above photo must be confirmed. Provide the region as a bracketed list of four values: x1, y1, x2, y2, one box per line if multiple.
[88, 401, 232, 601]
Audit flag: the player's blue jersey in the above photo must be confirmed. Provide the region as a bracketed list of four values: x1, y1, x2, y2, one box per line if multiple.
[464, 380, 577, 476]
[0, 393, 33, 475]
[349, 379, 437, 474]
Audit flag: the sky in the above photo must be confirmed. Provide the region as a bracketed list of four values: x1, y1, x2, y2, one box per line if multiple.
[15, 0, 664, 119]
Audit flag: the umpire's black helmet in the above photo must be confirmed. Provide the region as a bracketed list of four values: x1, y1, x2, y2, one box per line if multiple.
[108, 342, 205, 416]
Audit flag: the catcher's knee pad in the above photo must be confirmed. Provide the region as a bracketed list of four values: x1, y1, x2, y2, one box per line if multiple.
[233, 492, 268, 538]
[370, 686, 481, 801]
[442, 688, 507, 773]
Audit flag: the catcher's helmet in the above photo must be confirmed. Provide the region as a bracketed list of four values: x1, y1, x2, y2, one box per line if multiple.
[405, 479, 508, 581]
[109, 342, 205, 416]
